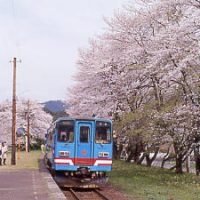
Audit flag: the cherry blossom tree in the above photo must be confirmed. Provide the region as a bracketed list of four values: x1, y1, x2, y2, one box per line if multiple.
[17, 99, 53, 139]
[0, 99, 52, 145]
[66, 0, 200, 172]
[154, 105, 200, 173]
[0, 101, 12, 143]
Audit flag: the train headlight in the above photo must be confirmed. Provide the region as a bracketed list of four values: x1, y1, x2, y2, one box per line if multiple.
[98, 152, 109, 157]
[59, 151, 70, 157]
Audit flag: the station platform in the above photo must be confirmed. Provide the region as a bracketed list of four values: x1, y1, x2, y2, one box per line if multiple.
[0, 158, 66, 200]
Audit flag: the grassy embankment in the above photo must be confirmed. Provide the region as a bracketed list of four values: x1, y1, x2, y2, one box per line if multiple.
[0, 150, 42, 170]
[108, 160, 200, 200]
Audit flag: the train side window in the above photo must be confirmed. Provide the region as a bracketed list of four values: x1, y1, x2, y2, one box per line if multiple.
[60, 131, 67, 142]
[58, 126, 74, 143]
[96, 122, 111, 144]
[80, 126, 89, 143]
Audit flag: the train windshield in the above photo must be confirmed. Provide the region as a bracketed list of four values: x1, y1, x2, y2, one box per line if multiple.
[57, 121, 74, 143]
[96, 121, 111, 144]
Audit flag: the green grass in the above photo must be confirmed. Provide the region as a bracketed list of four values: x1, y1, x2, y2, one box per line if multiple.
[0, 150, 42, 171]
[108, 160, 200, 200]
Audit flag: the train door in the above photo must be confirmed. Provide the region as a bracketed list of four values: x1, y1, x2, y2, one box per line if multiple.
[75, 121, 94, 166]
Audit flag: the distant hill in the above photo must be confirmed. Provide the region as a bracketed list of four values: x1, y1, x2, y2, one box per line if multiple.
[42, 100, 68, 113]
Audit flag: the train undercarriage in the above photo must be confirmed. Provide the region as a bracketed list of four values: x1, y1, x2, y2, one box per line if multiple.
[50, 166, 109, 188]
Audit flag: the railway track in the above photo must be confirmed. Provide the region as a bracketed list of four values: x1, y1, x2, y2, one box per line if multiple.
[53, 174, 115, 199]
[63, 188, 111, 200]
[54, 175, 129, 200]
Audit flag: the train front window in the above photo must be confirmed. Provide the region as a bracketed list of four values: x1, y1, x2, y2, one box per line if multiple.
[57, 121, 74, 143]
[80, 126, 89, 143]
[96, 121, 111, 144]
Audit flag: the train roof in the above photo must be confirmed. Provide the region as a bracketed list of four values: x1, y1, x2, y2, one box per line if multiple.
[47, 117, 112, 132]
[54, 116, 112, 123]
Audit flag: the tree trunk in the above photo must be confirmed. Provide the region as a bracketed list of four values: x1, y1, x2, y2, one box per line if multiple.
[126, 151, 135, 162]
[145, 148, 159, 167]
[113, 140, 122, 160]
[185, 156, 190, 173]
[195, 157, 200, 176]
[161, 154, 174, 168]
[137, 153, 145, 165]
[161, 145, 172, 168]
[146, 154, 152, 167]
[113, 142, 118, 160]
[133, 152, 141, 163]
[194, 148, 200, 176]
[175, 157, 183, 174]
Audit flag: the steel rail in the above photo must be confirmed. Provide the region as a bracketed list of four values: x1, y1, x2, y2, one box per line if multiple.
[69, 188, 81, 200]
[94, 189, 111, 200]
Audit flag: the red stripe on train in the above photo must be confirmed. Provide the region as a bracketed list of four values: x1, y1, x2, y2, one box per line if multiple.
[54, 157, 112, 166]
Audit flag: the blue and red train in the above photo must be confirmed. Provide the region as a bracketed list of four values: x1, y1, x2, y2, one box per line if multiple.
[45, 117, 113, 184]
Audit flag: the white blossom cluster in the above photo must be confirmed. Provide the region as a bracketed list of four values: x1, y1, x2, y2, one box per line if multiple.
[0, 99, 52, 144]
[67, 0, 200, 118]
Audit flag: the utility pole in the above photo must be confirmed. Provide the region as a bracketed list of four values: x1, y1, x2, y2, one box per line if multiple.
[11, 57, 17, 165]
[27, 100, 30, 152]
[11, 57, 21, 165]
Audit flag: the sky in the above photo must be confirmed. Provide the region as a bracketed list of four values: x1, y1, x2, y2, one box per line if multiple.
[0, 0, 126, 103]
